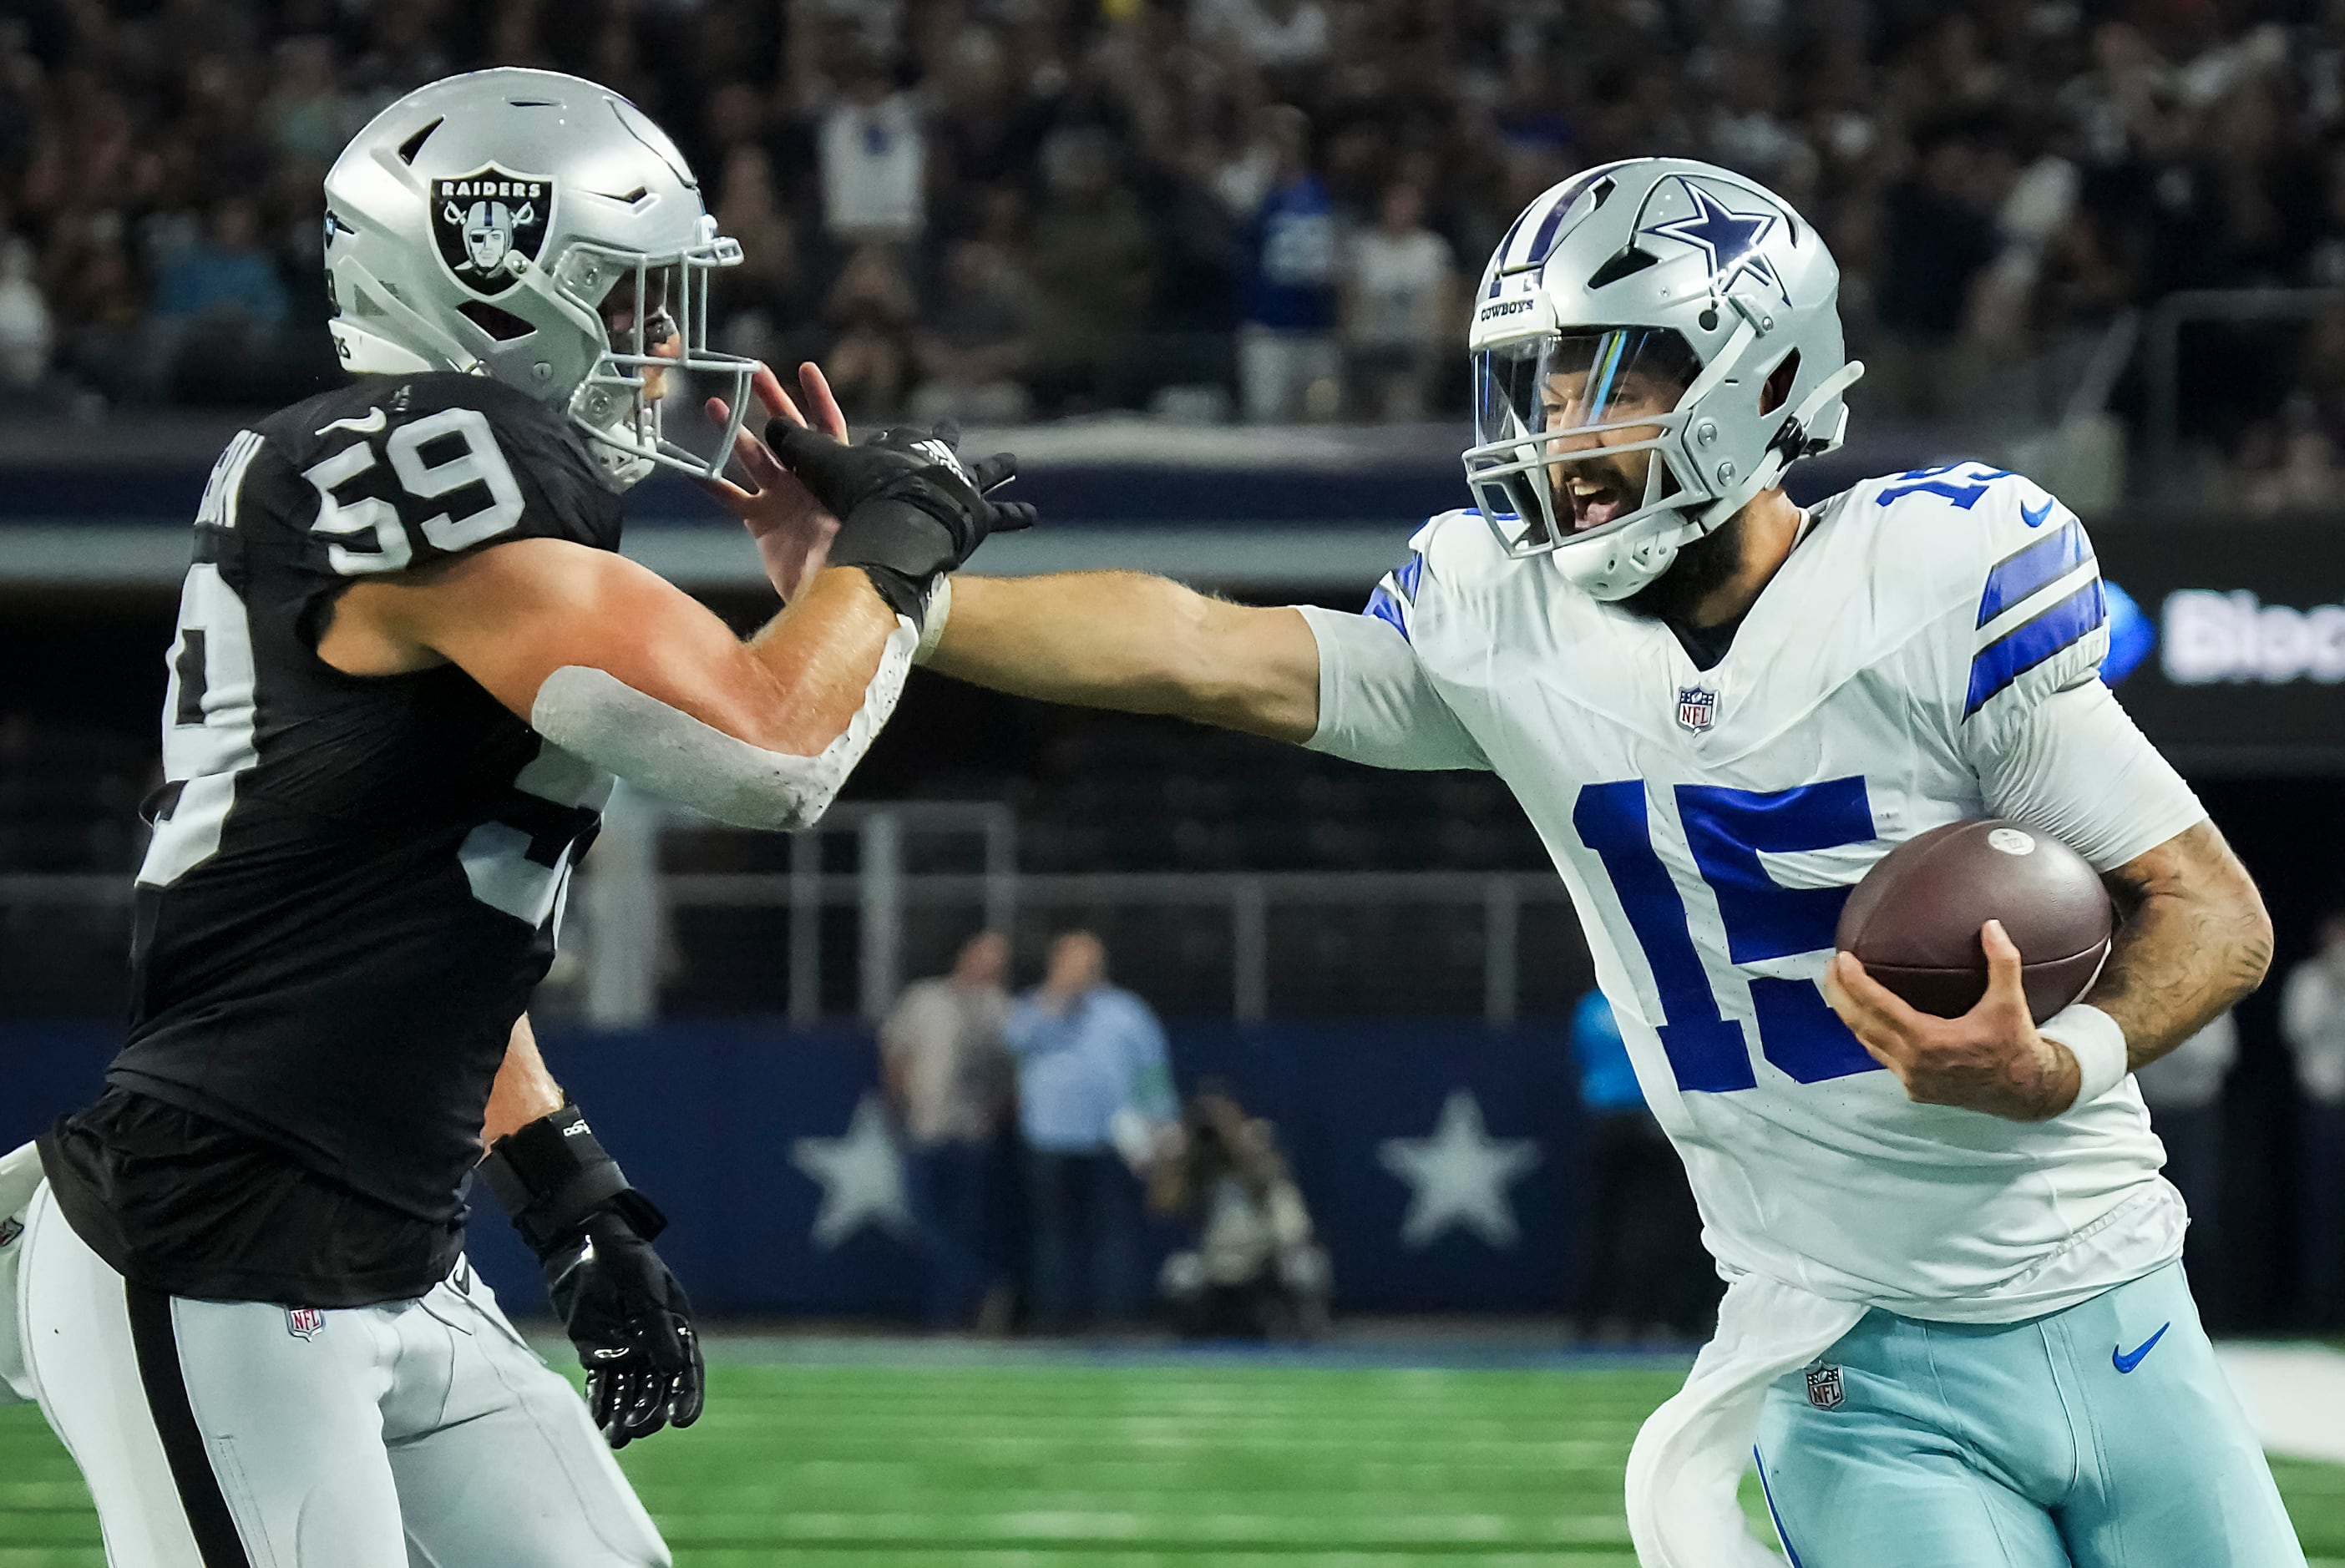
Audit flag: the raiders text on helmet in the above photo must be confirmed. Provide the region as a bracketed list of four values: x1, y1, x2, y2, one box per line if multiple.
[1462, 159, 1866, 599]
[322, 68, 757, 488]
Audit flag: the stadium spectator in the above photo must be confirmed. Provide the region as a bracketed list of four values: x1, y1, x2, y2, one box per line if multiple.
[2281, 916, 2345, 1328]
[1005, 930, 1177, 1333]
[0, 236, 52, 394]
[2134, 1009, 2236, 1304]
[266, 36, 367, 167]
[1566, 989, 1714, 1344]
[1192, 0, 1333, 76]
[148, 198, 287, 330]
[147, 197, 293, 403]
[1024, 125, 1157, 414]
[712, 144, 812, 368]
[1870, 124, 2001, 417]
[911, 220, 1040, 427]
[1342, 181, 1455, 421]
[1150, 1082, 1330, 1340]
[817, 48, 926, 249]
[879, 930, 1016, 1333]
[1234, 105, 1340, 423]
[822, 243, 919, 422]
[6, 0, 2345, 481]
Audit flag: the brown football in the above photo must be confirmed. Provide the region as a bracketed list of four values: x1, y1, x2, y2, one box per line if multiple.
[1833, 819, 2113, 1023]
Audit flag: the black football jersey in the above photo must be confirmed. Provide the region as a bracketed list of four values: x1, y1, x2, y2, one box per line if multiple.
[43, 373, 622, 1301]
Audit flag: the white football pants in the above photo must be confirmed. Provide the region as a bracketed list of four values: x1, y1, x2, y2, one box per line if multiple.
[16, 1180, 671, 1568]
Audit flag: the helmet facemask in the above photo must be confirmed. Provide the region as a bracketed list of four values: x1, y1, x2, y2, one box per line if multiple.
[551, 226, 755, 489]
[1464, 326, 1710, 566]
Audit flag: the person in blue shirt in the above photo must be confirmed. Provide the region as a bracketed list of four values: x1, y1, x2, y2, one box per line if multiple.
[152, 197, 291, 327]
[1005, 930, 1178, 1333]
[1567, 989, 1715, 1343]
[1236, 104, 1341, 422]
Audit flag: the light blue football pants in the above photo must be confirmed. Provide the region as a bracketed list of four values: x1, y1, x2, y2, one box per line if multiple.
[1755, 1262, 2305, 1567]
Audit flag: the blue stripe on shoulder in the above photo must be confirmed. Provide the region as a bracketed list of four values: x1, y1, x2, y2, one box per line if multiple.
[1964, 579, 2106, 716]
[1977, 518, 2092, 629]
[1364, 584, 1409, 640]
[1394, 550, 1425, 604]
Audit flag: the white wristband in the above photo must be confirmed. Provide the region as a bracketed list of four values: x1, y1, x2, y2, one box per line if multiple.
[2041, 1002, 2129, 1110]
[914, 574, 952, 666]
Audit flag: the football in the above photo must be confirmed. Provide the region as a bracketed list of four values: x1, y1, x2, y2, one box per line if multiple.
[1834, 819, 2113, 1023]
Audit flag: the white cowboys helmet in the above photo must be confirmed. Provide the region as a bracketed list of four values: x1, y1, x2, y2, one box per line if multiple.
[322, 68, 757, 489]
[1462, 158, 1865, 600]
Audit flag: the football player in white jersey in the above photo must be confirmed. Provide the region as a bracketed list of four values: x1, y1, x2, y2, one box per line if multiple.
[895, 159, 2302, 1566]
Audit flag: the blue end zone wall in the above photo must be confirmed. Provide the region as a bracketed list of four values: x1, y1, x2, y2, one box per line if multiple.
[1, 1019, 1589, 1318]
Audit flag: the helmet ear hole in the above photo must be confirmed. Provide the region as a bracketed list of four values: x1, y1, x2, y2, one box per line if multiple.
[1760, 349, 1801, 417]
[458, 301, 535, 341]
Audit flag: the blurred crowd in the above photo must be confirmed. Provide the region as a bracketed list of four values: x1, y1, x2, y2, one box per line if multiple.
[879, 928, 1331, 1338]
[13, 2, 2345, 481]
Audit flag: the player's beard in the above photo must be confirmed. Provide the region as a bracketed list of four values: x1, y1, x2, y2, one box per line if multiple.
[1620, 509, 1746, 626]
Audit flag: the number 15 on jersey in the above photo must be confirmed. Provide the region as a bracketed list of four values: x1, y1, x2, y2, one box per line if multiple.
[1574, 776, 1885, 1094]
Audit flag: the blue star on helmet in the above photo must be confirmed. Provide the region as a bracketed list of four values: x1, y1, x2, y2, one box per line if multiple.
[1642, 180, 1788, 302]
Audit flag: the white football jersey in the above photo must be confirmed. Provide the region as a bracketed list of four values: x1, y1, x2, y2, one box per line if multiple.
[1302, 463, 2210, 1320]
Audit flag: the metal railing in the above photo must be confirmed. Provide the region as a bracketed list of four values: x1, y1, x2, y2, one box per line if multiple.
[0, 809, 1581, 1029]
[656, 865, 1573, 1028]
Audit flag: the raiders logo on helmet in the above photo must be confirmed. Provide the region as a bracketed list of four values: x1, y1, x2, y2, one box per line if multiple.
[430, 164, 553, 297]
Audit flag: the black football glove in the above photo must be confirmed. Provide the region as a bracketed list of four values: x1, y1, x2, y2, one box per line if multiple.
[539, 1197, 704, 1449]
[479, 1105, 704, 1449]
[764, 419, 1036, 622]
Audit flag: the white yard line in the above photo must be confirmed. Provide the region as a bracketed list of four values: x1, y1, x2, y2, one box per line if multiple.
[2218, 1343, 2345, 1464]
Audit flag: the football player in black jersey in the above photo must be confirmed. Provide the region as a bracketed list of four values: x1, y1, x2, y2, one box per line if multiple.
[0, 68, 1030, 1568]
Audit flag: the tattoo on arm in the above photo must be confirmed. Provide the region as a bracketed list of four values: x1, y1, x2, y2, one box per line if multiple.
[2089, 820, 2272, 1070]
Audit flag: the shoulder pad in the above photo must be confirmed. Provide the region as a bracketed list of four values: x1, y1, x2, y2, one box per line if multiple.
[1365, 509, 1487, 640]
[385, 372, 575, 438]
[265, 372, 618, 580]
[1860, 464, 2108, 721]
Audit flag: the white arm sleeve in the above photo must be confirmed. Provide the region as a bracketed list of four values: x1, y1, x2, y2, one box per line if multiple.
[529, 617, 919, 831]
[1973, 676, 2206, 872]
[1296, 604, 1490, 771]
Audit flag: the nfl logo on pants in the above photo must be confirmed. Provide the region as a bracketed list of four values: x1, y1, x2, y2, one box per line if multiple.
[1677, 685, 1717, 734]
[285, 1308, 325, 1341]
[1806, 1363, 1846, 1410]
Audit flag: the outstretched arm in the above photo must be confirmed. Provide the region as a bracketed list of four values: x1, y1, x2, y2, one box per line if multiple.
[930, 573, 1322, 742]
[328, 546, 908, 829]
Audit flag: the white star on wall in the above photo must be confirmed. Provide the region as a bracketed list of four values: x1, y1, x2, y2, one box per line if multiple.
[1378, 1090, 1543, 1249]
[790, 1094, 917, 1249]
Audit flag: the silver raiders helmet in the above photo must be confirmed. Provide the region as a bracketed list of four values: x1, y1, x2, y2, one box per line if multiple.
[322, 68, 756, 488]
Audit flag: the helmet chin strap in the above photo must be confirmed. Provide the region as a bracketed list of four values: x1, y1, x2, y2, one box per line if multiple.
[1689, 357, 1867, 533]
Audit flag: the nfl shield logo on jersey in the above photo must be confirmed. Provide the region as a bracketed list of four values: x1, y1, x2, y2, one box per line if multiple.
[431, 165, 553, 297]
[1676, 685, 1718, 734]
[285, 1308, 326, 1342]
[1805, 1363, 1846, 1410]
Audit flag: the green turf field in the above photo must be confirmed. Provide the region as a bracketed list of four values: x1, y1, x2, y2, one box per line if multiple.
[5, 1352, 2344, 1565]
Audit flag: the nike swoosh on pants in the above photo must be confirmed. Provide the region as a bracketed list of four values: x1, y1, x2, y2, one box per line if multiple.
[2113, 1322, 2171, 1373]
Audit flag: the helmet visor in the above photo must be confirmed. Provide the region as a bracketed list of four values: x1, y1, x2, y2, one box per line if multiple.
[1466, 327, 1699, 552]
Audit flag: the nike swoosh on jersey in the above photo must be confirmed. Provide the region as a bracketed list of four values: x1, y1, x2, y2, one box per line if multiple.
[316, 407, 387, 438]
[2020, 498, 2056, 529]
[2112, 1322, 2170, 1373]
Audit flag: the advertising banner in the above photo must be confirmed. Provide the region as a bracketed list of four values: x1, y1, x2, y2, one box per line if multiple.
[2095, 519, 2345, 769]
